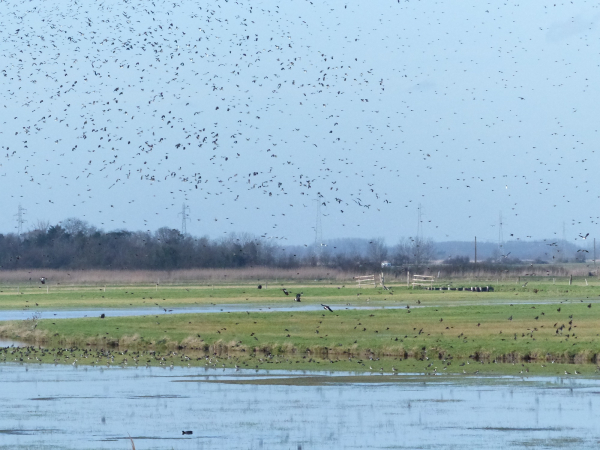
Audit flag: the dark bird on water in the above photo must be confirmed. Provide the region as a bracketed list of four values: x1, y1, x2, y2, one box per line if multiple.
[182, 430, 193, 435]
[100, 313, 105, 319]
[321, 304, 333, 312]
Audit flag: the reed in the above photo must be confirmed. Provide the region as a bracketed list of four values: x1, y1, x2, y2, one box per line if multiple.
[0, 267, 363, 286]
[0, 263, 595, 287]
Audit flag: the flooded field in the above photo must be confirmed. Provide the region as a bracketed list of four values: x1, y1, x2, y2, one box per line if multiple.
[1, 364, 600, 449]
[0, 303, 404, 321]
[0, 297, 580, 321]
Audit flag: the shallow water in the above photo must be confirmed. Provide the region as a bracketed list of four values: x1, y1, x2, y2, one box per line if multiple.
[0, 338, 27, 347]
[0, 303, 410, 321]
[0, 297, 582, 321]
[1, 364, 600, 449]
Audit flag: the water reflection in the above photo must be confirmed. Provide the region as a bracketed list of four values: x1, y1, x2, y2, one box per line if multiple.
[0, 298, 580, 322]
[0, 303, 409, 321]
[0, 364, 599, 449]
[0, 338, 27, 347]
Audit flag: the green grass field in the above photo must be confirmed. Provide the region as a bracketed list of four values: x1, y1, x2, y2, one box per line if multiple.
[3, 280, 600, 375]
[1, 277, 599, 310]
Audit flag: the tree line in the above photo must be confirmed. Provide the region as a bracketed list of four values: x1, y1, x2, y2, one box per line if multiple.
[0, 219, 438, 271]
[1, 217, 583, 271]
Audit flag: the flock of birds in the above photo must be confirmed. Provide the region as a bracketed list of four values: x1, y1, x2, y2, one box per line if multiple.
[0, 0, 599, 245]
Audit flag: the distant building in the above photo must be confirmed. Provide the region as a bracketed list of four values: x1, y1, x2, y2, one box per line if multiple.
[381, 261, 391, 268]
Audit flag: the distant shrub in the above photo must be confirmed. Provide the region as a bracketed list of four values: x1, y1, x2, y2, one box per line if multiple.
[502, 257, 523, 265]
[443, 256, 470, 265]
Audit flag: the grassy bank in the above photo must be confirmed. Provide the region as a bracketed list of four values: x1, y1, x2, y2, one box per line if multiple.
[2, 345, 599, 379]
[3, 300, 600, 365]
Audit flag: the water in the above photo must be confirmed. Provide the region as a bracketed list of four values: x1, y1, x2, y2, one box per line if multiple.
[0, 338, 27, 347]
[0, 303, 412, 321]
[0, 297, 581, 321]
[1, 364, 599, 449]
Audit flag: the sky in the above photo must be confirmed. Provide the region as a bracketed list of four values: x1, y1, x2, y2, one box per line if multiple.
[1, 0, 599, 246]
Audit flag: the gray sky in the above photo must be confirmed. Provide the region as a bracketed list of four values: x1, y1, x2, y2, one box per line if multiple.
[1, 0, 599, 246]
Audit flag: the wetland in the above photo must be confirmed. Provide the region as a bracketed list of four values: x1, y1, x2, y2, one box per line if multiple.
[3, 279, 600, 449]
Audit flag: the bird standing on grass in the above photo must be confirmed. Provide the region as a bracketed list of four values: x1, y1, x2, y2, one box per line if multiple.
[295, 293, 302, 302]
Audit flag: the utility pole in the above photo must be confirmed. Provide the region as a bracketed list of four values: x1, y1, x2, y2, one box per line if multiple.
[474, 236, 477, 264]
[594, 238, 596, 267]
[178, 203, 190, 235]
[15, 204, 26, 240]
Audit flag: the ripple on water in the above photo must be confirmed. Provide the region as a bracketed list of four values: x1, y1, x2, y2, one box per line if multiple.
[1, 364, 600, 449]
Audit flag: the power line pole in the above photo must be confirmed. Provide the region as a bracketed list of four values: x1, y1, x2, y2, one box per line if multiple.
[498, 211, 504, 253]
[474, 236, 477, 264]
[178, 203, 190, 235]
[15, 204, 26, 239]
[417, 203, 423, 241]
[561, 222, 567, 261]
[314, 199, 323, 260]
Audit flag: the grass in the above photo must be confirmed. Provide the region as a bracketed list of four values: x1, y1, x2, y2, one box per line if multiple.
[3, 279, 600, 375]
[1, 340, 599, 379]
[0, 263, 597, 287]
[3, 298, 600, 363]
[1, 278, 600, 310]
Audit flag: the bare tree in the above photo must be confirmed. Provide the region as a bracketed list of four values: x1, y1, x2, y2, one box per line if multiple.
[31, 219, 51, 233]
[62, 217, 95, 235]
[411, 236, 435, 265]
[367, 237, 388, 264]
[392, 237, 434, 266]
